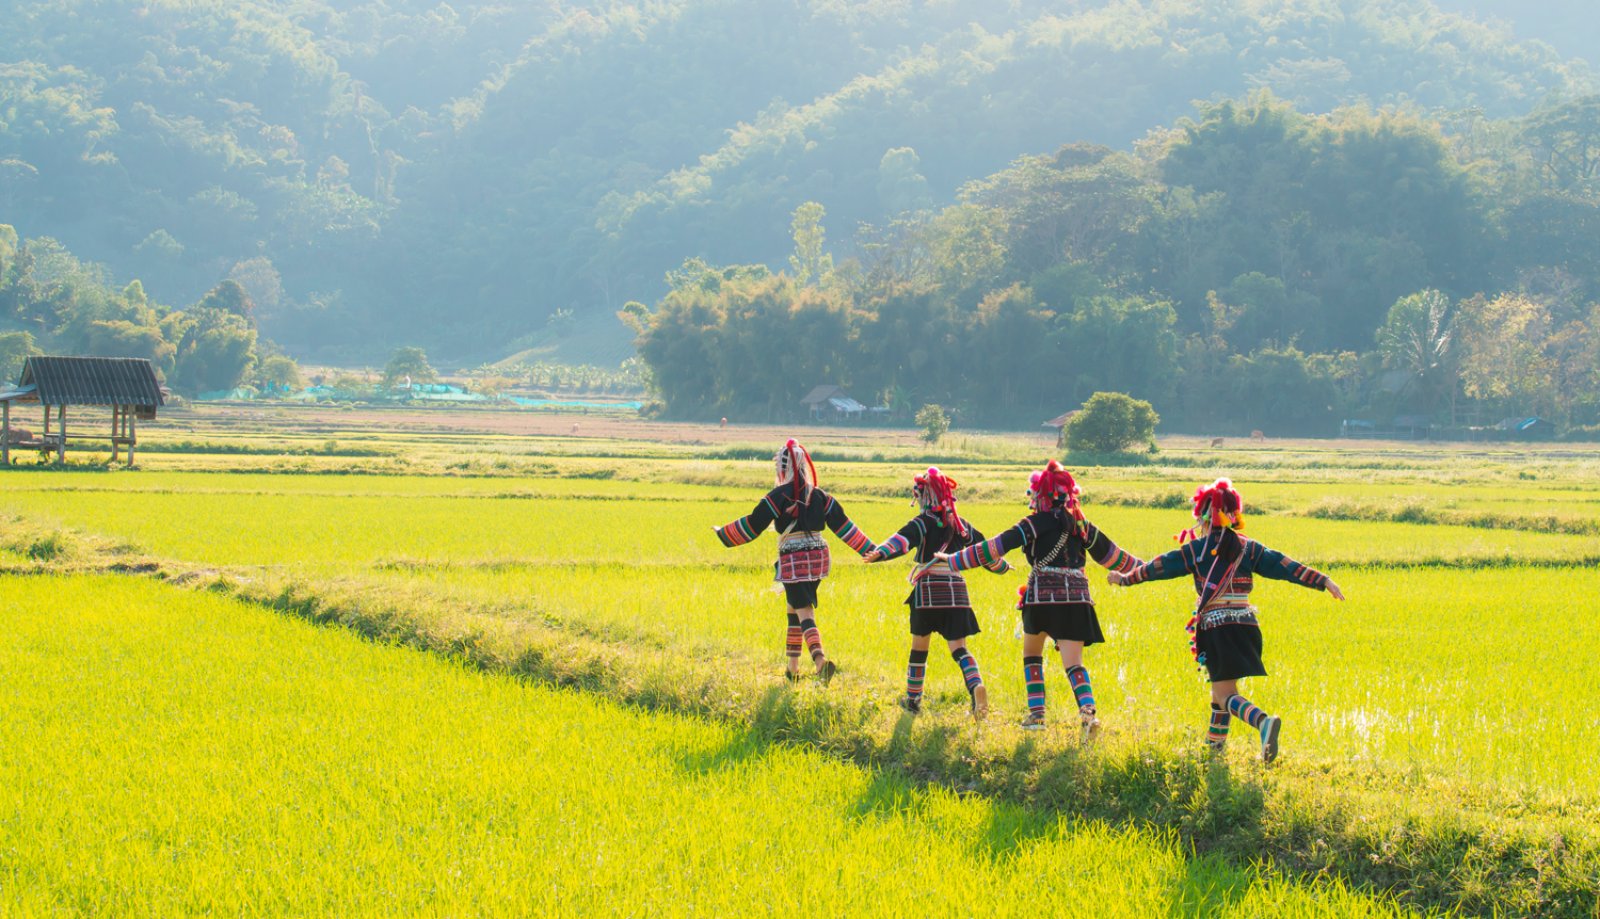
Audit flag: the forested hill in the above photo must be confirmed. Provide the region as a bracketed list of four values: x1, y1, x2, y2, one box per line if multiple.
[0, 0, 1595, 366]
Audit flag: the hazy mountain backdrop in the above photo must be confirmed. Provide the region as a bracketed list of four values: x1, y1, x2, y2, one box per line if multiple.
[2, 0, 1595, 366]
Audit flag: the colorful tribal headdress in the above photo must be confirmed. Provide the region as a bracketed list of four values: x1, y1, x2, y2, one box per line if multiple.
[1179, 477, 1245, 543]
[774, 439, 818, 515]
[913, 466, 966, 537]
[1029, 460, 1086, 534]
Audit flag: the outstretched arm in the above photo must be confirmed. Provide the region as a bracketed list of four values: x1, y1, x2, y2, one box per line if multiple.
[1084, 522, 1142, 575]
[823, 496, 876, 557]
[964, 524, 1013, 574]
[942, 518, 1032, 572]
[866, 518, 923, 563]
[1250, 543, 1344, 599]
[713, 494, 781, 548]
[1107, 543, 1193, 587]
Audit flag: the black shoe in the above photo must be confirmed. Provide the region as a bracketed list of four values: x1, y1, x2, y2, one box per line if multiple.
[898, 695, 922, 715]
[784, 669, 801, 683]
[815, 659, 838, 685]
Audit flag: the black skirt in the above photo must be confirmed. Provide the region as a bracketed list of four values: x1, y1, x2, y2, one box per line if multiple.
[1020, 602, 1103, 645]
[908, 606, 981, 640]
[783, 580, 820, 609]
[1197, 622, 1267, 682]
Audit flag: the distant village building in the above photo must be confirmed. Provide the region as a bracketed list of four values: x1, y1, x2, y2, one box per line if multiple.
[0, 356, 165, 465]
[800, 384, 866, 422]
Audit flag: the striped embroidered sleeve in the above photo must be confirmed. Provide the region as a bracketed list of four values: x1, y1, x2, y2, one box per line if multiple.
[714, 494, 781, 548]
[874, 518, 923, 561]
[1251, 543, 1329, 590]
[948, 518, 1030, 572]
[1084, 522, 1142, 574]
[824, 497, 876, 556]
[1121, 544, 1192, 585]
[963, 525, 1012, 574]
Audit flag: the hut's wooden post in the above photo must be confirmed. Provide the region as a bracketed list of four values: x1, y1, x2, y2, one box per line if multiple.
[129, 412, 137, 465]
[42, 404, 50, 437]
[111, 406, 120, 463]
[58, 405, 66, 463]
[2, 401, 9, 465]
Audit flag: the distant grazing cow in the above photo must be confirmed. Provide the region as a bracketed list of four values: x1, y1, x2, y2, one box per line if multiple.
[2, 427, 33, 445]
[721, 417, 728, 429]
[1250, 430, 1266, 441]
[1210, 437, 1225, 448]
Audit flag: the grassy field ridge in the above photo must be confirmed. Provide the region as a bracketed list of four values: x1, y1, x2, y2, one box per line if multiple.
[3, 515, 1594, 916]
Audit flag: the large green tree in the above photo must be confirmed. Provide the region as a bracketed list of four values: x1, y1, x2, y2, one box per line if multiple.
[170, 308, 259, 394]
[1376, 290, 1459, 416]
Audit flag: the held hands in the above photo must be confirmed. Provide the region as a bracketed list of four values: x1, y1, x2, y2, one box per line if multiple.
[933, 551, 953, 563]
[1106, 571, 1129, 587]
[863, 548, 884, 563]
[1326, 580, 1345, 601]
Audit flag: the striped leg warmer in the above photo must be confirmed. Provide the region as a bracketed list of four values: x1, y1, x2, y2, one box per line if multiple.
[785, 613, 803, 667]
[1226, 694, 1269, 730]
[799, 618, 825, 662]
[1065, 664, 1096, 716]
[1207, 703, 1231, 750]
[1023, 656, 1046, 718]
[952, 648, 983, 696]
[906, 649, 929, 703]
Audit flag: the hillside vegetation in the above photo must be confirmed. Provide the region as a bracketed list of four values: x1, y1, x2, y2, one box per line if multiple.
[2, 0, 1596, 369]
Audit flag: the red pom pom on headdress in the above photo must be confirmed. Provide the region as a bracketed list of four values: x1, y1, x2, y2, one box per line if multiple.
[914, 466, 966, 537]
[1178, 477, 1244, 542]
[1029, 459, 1086, 532]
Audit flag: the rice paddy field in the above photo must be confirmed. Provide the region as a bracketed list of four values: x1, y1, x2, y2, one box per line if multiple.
[2, 404, 1599, 916]
[0, 575, 1399, 917]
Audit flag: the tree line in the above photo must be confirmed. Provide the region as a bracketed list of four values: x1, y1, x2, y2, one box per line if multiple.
[628, 92, 1600, 436]
[0, 223, 297, 395]
[1, 0, 1593, 361]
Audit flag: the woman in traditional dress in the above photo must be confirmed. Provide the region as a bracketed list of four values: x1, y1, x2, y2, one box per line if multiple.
[1107, 478, 1344, 762]
[939, 460, 1141, 736]
[715, 439, 876, 682]
[864, 467, 1011, 721]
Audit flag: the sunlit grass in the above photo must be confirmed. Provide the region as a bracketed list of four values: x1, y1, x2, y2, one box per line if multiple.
[0, 575, 1407, 917]
[5, 424, 1600, 912]
[361, 560, 1600, 798]
[3, 479, 1597, 573]
[5, 458, 1599, 799]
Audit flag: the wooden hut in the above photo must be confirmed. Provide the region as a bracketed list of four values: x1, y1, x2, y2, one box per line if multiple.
[1044, 410, 1079, 447]
[799, 384, 866, 422]
[0, 356, 165, 465]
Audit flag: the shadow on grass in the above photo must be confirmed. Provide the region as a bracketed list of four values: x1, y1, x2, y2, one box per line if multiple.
[665, 689, 1280, 912]
[672, 686, 799, 774]
[8, 528, 1583, 919]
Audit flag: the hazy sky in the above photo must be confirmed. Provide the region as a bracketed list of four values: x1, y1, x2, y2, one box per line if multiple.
[1431, 0, 1598, 65]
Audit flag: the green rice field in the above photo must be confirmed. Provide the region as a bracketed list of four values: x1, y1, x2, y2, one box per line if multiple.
[0, 576, 1402, 916]
[2, 409, 1598, 915]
